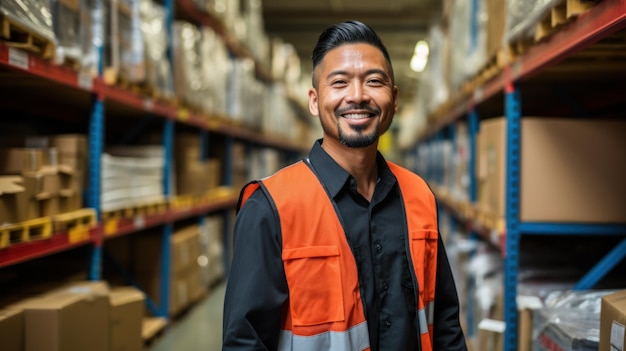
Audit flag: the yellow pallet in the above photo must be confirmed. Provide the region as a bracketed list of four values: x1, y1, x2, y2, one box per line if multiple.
[0, 217, 52, 249]
[52, 208, 97, 233]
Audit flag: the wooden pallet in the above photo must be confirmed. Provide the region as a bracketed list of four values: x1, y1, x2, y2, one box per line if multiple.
[0, 217, 52, 249]
[102, 199, 168, 221]
[171, 195, 195, 210]
[462, 49, 507, 96]
[52, 208, 97, 233]
[535, 0, 599, 42]
[127, 200, 168, 218]
[142, 316, 168, 348]
[0, 15, 54, 59]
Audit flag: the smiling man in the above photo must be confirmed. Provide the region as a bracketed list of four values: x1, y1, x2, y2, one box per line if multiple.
[222, 21, 468, 351]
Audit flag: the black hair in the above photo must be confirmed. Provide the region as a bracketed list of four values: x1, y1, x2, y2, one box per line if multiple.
[311, 20, 393, 85]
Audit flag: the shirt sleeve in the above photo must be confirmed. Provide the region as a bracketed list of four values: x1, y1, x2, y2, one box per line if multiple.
[222, 187, 288, 351]
[432, 236, 469, 351]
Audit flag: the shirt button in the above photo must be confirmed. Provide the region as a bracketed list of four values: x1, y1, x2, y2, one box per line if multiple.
[385, 320, 392, 328]
[383, 283, 388, 291]
[375, 242, 383, 252]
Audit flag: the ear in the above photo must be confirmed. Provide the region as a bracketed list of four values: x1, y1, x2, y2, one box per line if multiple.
[393, 85, 399, 115]
[308, 88, 319, 116]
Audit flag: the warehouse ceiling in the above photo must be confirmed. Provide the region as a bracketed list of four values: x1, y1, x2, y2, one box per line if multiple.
[261, 0, 442, 101]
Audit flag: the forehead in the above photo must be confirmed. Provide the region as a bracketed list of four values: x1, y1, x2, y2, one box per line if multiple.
[319, 43, 390, 73]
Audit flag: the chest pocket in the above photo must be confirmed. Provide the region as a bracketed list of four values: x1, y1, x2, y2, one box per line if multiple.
[282, 245, 345, 326]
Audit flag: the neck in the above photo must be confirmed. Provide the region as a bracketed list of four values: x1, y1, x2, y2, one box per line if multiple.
[321, 138, 379, 201]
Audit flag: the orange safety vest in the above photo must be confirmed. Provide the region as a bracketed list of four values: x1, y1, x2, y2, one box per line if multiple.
[239, 160, 438, 351]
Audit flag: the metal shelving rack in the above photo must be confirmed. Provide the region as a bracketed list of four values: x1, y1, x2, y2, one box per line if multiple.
[0, 0, 307, 321]
[412, 0, 626, 349]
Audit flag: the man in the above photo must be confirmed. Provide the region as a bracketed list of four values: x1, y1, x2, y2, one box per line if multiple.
[222, 20, 467, 351]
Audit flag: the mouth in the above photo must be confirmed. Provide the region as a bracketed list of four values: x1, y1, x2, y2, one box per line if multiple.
[340, 112, 375, 120]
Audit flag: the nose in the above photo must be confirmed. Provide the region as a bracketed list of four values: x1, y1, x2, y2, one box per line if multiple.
[346, 81, 369, 104]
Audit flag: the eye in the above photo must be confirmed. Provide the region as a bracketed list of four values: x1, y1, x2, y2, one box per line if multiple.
[367, 78, 384, 86]
[331, 79, 348, 87]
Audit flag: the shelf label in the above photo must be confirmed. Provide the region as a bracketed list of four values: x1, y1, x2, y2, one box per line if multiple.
[134, 216, 145, 230]
[77, 71, 93, 90]
[143, 98, 154, 111]
[611, 321, 624, 351]
[68, 224, 89, 243]
[104, 218, 119, 236]
[8, 48, 29, 70]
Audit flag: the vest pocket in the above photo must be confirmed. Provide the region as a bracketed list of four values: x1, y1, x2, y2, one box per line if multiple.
[409, 230, 438, 302]
[282, 245, 345, 326]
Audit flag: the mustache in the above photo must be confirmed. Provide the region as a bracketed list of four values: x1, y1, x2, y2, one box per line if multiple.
[335, 104, 380, 117]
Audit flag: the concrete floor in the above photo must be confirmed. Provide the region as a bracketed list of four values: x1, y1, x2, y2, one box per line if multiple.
[150, 281, 226, 351]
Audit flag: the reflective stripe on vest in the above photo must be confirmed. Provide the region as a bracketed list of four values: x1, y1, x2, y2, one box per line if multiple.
[418, 301, 435, 334]
[239, 160, 437, 351]
[277, 321, 370, 351]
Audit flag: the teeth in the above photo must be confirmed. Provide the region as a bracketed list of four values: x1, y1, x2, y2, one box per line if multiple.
[342, 113, 370, 119]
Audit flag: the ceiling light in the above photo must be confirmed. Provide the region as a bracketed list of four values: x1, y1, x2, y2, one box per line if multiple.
[410, 40, 429, 73]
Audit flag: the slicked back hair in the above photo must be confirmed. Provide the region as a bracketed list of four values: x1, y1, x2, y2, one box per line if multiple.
[311, 20, 394, 88]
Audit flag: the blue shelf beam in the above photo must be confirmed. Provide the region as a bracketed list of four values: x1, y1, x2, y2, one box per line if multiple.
[159, 223, 174, 317]
[468, 110, 479, 204]
[519, 222, 626, 235]
[87, 95, 105, 281]
[504, 84, 522, 351]
[163, 119, 175, 197]
[574, 237, 626, 290]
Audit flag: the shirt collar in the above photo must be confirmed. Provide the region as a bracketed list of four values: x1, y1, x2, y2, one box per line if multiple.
[306, 139, 396, 198]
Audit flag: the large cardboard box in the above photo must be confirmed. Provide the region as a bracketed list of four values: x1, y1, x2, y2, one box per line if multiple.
[0, 308, 24, 351]
[600, 290, 626, 351]
[20, 292, 108, 351]
[109, 287, 145, 351]
[477, 118, 626, 223]
[42, 281, 110, 351]
[133, 227, 202, 315]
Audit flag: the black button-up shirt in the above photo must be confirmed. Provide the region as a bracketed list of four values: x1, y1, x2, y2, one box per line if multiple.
[223, 140, 467, 351]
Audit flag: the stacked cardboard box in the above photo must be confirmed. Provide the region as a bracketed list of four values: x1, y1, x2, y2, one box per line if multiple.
[174, 134, 221, 197]
[0, 135, 87, 224]
[600, 290, 626, 351]
[476, 118, 626, 223]
[0, 281, 145, 351]
[133, 225, 206, 316]
[109, 286, 145, 351]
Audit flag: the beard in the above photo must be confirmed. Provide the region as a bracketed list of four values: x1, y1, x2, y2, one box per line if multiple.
[338, 121, 379, 148]
[333, 103, 381, 148]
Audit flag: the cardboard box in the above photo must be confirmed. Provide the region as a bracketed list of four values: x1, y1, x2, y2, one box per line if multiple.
[21, 292, 108, 351]
[477, 118, 626, 223]
[109, 287, 145, 351]
[0, 176, 38, 224]
[600, 290, 626, 351]
[171, 225, 200, 275]
[0, 308, 23, 351]
[50, 134, 88, 156]
[43, 281, 110, 351]
[0, 148, 44, 175]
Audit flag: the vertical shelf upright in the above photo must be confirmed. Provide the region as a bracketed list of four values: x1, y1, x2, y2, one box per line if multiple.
[503, 82, 522, 350]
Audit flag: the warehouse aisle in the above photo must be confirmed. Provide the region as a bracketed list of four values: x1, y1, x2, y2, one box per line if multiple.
[150, 281, 226, 351]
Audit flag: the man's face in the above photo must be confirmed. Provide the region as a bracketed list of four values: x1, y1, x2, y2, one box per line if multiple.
[309, 43, 398, 148]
